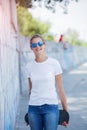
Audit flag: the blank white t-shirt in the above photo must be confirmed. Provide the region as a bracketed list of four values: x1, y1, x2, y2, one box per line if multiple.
[26, 57, 62, 105]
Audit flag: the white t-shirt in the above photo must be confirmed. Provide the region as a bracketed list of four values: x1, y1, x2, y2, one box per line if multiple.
[26, 57, 62, 105]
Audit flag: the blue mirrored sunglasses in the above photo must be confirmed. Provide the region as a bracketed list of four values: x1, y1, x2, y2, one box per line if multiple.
[31, 42, 44, 48]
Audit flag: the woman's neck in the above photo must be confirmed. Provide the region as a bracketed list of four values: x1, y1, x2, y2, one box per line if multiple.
[35, 54, 48, 63]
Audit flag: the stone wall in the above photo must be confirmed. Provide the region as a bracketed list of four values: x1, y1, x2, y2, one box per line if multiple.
[0, 1, 20, 130]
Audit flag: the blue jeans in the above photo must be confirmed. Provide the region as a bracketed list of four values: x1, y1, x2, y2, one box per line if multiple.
[28, 104, 59, 130]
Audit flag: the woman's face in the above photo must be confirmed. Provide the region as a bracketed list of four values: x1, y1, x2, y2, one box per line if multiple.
[30, 37, 46, 55]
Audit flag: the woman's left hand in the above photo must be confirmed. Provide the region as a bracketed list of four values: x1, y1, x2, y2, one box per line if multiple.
[62, 121, 69, 127]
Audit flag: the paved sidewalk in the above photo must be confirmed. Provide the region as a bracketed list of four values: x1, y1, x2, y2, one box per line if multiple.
[14, 62, 87, 130]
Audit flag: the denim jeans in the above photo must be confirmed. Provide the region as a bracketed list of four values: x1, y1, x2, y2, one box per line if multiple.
[28, 104, 59, 130]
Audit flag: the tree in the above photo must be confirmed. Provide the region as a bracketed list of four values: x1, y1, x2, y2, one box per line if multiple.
[63, 29, 87, 47]
[43, 33, 55, 41]
[17, 6, 50, 36]
[16, 0, 79, 13]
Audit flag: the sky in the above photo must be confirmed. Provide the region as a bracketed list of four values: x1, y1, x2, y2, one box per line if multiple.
[29, 0, 87, 41]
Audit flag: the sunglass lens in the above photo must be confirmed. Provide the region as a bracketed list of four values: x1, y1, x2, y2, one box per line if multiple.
[31, 43, 37, 48]
[38, 42, 44, 46]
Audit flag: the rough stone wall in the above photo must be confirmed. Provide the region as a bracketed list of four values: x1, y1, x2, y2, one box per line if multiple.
[0, 1, 20, 130]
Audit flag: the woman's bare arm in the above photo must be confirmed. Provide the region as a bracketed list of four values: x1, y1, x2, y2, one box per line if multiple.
[28, 78, 32, 96]
[55, 74, 68, 111]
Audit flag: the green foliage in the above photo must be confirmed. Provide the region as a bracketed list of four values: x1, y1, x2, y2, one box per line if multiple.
[44, 34, 54, 41]
[64, 29, 87, 47]
[76, 40, 87, 47]
[17, 6, 50, 36]
[16, 0, 79, 14]
[16, 0, 79, 9]
[16, 0, 32, 8]
[64, 29, 79, 44]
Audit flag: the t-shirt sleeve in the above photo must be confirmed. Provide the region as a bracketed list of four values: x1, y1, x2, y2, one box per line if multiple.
[54, 60, 63, 75]
[26, 63, 31, 78]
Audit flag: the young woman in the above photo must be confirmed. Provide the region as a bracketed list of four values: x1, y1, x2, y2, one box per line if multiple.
[26, 34, 69, 130]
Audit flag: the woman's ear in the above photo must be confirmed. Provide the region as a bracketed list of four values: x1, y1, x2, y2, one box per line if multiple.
[44, 42, 46, 47]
